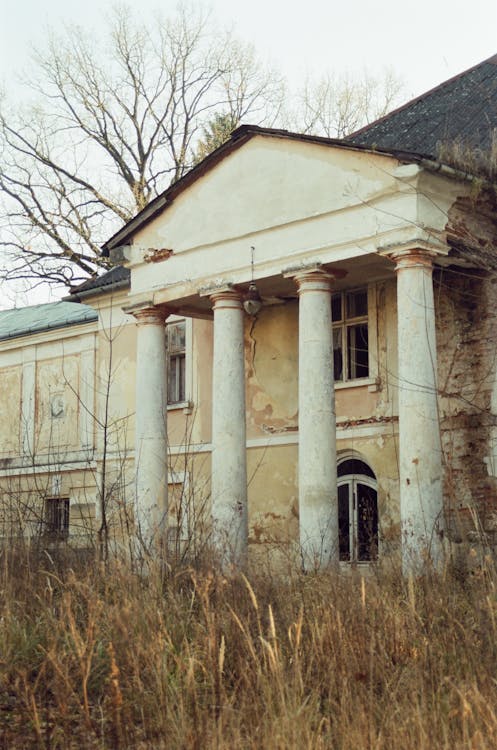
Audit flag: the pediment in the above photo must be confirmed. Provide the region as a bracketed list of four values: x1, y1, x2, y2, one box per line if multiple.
[133, 135, 400, 254]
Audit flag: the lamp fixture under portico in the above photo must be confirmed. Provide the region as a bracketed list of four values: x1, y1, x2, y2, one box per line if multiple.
[243, 246, 262, 316]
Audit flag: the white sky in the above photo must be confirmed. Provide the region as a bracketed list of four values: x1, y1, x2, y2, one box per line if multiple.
[1, 0, 496, 307]
[2, 0, 497, 99]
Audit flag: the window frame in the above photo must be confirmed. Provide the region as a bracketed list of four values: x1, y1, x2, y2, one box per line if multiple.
[166, 317, 192, 410]
[44, 496, 70, 539]
[332, 286, 370, 384]
[337, 456, 378, 564]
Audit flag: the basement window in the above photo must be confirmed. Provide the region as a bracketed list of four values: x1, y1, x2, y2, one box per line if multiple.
[332, 288, 369, 382]
[44, 497, 70, 538]
[166, 320, 186, 405]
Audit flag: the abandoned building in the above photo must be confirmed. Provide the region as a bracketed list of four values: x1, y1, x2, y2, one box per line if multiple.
[2, 55, 497, 571]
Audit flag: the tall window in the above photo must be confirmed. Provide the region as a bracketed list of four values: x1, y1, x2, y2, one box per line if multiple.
[166, 320, 186, 405]
[44, 497, 70, 538]
[332, 288, 369, 382]
[338, 458, 378, 562]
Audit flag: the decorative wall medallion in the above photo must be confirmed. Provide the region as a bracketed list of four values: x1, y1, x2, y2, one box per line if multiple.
[50, 394, 65, 418]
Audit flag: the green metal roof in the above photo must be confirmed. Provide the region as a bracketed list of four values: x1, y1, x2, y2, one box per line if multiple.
[0, 301, 98, 342]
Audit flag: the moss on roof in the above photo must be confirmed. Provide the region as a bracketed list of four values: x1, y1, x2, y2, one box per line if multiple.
[0, 301, 97, 341]
[347, 55, 497, 159]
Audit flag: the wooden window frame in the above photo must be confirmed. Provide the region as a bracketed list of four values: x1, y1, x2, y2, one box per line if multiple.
[166, 320, 187, 406]
[332, 287, 369, 383]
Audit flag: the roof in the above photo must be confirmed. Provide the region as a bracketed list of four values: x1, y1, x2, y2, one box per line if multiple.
[347, 54, 497, 158]
[69, 265, 130, 300]
[101, 125, 423, 255]
[0, 301, 97, 342]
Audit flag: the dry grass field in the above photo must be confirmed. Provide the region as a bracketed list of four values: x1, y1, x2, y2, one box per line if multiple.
[1, 548, 497, 749]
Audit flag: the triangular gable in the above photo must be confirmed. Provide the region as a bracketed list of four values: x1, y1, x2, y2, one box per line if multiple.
[102, 126, 421, 255]
[128, 134, 404, 257]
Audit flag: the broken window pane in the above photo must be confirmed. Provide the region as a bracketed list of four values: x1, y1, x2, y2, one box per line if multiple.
[347, 323, 369, 379]
[338, 460, 378, 564]
[167, 321, 186, 404]
[333, 327, 343, 381]
[338, 484, 351, 561]
[357, 483, 378, 561]
[167, 322, 186, 352]
[332, 288, 369, 382]
[332, 293, 343, 323]
[44, 497, 69, 537]
[346, 289, 368, 318]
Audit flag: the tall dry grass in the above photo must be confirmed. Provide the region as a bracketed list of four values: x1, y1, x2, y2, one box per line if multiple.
[1, 548, 497, 749]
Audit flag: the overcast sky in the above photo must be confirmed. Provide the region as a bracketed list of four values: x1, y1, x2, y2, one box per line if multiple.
[2, 0, 497, 99]
[1, 0, 496, 307]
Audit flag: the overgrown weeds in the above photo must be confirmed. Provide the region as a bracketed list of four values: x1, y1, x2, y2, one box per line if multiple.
[1, 547, 497, 748]
[438, 130, 497, 184]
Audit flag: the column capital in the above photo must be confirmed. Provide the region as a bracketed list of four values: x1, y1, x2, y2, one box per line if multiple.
[379, 239, 448, 271]
[283, 264, 347, 294]
[201, 285, 243, 309]
[123, 301, 171, 326]
[386, 247, 438, 272]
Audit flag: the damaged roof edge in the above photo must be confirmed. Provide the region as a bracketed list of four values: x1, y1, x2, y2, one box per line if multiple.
[69, 277, 130, 301]
[66, 265, 131, 301]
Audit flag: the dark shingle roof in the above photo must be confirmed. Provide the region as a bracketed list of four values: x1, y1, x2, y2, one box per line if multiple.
[69, 265, 130, 299]
[347, 55, 497, 159]
[0, 301, 97, 341]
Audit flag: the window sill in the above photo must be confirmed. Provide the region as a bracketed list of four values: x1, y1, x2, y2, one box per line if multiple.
[335, 377, 380, 392]
[167, 401, 193, 415]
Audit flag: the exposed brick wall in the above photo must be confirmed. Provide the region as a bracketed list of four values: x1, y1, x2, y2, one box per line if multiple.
[435, 267, 497, 543]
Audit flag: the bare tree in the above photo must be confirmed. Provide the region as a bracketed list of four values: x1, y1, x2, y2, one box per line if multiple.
[0, 5, 284, 289]
[290, 67, 403, 139]
[0, 2, 403, 292]
[193, 68, 404, 164]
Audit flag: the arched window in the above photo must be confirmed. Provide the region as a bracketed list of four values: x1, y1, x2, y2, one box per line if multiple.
[337, 457, 378, 562]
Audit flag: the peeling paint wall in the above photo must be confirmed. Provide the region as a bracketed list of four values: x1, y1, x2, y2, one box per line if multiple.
[35, 355, 80, 454]
[245, 303, 298, 439]
[0, 366, 21, 456]
[241, 279, 401, 558]
[96, 318, 136, 452]
[0, 322, 100, 543]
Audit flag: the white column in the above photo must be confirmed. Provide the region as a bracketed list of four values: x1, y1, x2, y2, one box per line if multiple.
[295, 268, 341, 570]
[392, 248, 444, 571]
[210, 287, 248, 569]
[133, 305, 169, 551]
